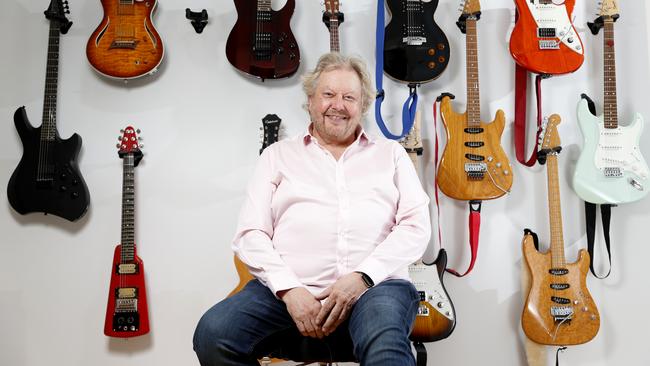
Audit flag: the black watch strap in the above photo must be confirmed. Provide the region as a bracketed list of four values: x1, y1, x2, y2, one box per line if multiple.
[355, 271, 374, 288]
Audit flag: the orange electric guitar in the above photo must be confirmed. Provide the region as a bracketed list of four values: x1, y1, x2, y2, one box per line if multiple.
[521, 115, 600, 345]
[104, 126, 149, 337]
[509, 0, 584, 75]
[86, 0, 164, 79]
[437, 0, 513, 201]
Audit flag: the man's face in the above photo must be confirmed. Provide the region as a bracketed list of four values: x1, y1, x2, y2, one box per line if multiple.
[308, 68, 363, 145]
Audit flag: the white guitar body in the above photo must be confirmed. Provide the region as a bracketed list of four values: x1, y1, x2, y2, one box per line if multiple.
[573, 98, 649, 204]
[409, 261, 455, 322]
[524, 1, 583, 54]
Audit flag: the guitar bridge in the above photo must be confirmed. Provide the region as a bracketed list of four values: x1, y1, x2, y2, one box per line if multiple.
[603, 167, 623, 178]
[402, 36, 426, 46]
[550, 306, 574, 322]
[465, 163, 486, 180]
[110, 40, 137, 49]
[538, 40, 559, 49]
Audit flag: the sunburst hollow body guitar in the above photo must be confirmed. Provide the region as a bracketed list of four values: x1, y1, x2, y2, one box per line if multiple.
[509, 0, 584, 74]
[87, 0, 164, 79]
[437, 0, 512, 201]
[573, 0, 649, 204]
[521, 115, 600, 346]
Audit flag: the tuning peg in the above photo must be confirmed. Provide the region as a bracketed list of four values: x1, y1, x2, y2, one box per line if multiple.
[116, 143, 121, 148]
[120, 129, 125, 133]
[139, 144, 144, 149]
[118, 136, 123, 141]
[136, 129, 141, 134]
[137, 136, 142, 141]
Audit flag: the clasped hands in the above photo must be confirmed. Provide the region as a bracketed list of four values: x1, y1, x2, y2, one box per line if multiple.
[278, 272, 368, 339]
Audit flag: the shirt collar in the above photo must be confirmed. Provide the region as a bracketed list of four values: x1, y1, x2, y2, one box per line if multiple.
[302, 124, 375, 147]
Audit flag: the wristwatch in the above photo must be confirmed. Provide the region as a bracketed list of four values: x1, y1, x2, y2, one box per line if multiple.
[355, 271, 374, 288]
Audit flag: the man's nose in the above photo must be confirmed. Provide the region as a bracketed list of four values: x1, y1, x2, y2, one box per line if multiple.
[331, 95, 344, 110]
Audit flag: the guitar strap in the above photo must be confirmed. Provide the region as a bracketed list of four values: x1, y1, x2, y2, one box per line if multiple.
[433, 96, 481, 277]
[374, 0, 418, 140]
[585, 202, 614, 279]
[413, 342, 427, 366]
[514, 64, 548, 167]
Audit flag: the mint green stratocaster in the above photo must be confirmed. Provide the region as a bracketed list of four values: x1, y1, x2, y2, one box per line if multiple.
[572, 0, 649, 204]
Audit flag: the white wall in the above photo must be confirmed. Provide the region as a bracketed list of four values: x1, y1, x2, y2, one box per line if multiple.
[1, 1, 648, 365]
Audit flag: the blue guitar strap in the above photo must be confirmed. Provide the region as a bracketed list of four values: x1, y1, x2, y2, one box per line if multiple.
[375, 0, 418, 140]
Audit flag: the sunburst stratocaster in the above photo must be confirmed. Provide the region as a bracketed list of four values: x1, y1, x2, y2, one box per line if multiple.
[401, 112, 456, 342]
[437, 0, 512, 201]
[104, 126, 149, 337]
[573, 0, 649, 204]
[509, 0, 584, 75]
[86, 0, 164, 79]
[521, 115, 600, 345]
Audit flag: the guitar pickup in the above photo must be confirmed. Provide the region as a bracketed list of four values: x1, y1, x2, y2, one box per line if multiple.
[550, 283, 570, 290]
[603, 167, 623, 178]
[551, 296, 570, 304]
[116, 287, 137, 299]
[402, 36, 426, 46]
[464, 141, 484, 148]
[110, 40, 137, 49]
[117, 263, 138, 274]
[537, 28, 556, 38]
[539, 40, 560, 50]
[465, 154, 484, 161]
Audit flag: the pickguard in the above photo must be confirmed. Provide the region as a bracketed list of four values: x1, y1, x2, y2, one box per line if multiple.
[525, 1, 583, 54]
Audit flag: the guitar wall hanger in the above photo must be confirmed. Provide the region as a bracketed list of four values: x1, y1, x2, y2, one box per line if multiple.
[186, 8, 208, 34]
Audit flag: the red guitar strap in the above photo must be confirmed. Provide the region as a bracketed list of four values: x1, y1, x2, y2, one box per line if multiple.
[433, 98, 481, 278]
[514, 64, 547, 167]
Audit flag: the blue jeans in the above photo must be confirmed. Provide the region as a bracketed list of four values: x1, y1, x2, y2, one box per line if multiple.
[193, 279, 419, 365]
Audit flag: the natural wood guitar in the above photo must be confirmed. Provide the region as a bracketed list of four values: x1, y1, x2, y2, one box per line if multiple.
[86, 0, 164, 79]
[437, 0, 512, 201]
[521, 115, 600, 345]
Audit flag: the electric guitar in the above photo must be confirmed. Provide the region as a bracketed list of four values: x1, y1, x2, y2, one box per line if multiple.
[86, 0, 164, 80]
[230, 114, 283, 297]
[104, 126, 149, 337]
[322, 0, 343, 52]
[509, 0, 584, 75]
[7, 0, 90, 222]
[400, 112, 456, 342]
[383, 0, 450, 83]
[226, 0, 300, 81]
[521, 115, 600, 346]
[573, 0, 648, 204]
[437, 0, 513, 201]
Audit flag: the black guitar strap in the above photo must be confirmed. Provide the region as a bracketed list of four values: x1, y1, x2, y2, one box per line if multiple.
[555, 346, 567, 366]
[585, 202, 614, 279]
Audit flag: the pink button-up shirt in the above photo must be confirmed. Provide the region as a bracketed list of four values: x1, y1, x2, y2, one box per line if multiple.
[232, 128, 431, 296]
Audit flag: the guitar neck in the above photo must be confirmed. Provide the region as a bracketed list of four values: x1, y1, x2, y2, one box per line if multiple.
[465, 18, 481, 127]
[603, 19, 618, 129]
[120, 154, 136, 261]
[329, 16, 340, 52]
[41, 20, 62, 141]
[545, 154, 566, 268]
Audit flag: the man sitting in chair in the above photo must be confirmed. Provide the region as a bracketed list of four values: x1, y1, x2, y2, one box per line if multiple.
[193, 53, 431, 365]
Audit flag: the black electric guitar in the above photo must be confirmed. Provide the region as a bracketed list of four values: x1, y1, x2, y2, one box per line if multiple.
[7, 0, 89, 222]
[322, 0, 343, 52]
[401, 111, 456, 342]
[383, 0, 450, 83]
[225, 0, 300, 80]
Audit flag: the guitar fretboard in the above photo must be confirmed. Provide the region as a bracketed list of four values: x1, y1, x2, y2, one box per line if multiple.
[603, 19, 618, 129]
[546, 154, 566, 268]
[120, 155, 136, 262]
[41, 21, 61, 143]
[329, 16, 340, 52]
[465, 18, 481, 127]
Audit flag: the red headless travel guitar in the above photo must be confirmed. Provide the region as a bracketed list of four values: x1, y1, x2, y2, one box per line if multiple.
[104, 126, 149, 337]
[509, 0, 584, 74]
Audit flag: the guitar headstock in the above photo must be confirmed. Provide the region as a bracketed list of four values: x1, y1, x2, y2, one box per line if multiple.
[589, 0, 619, 34]
[260, 114, 282, 155]
[117, 126, 144, 165]
[599, 0, 620, 19]
[322, 0, 344, 29]
[537, 115, 562, 164]
[45, 0, 72, 34]
[457, 0, 481, 33]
